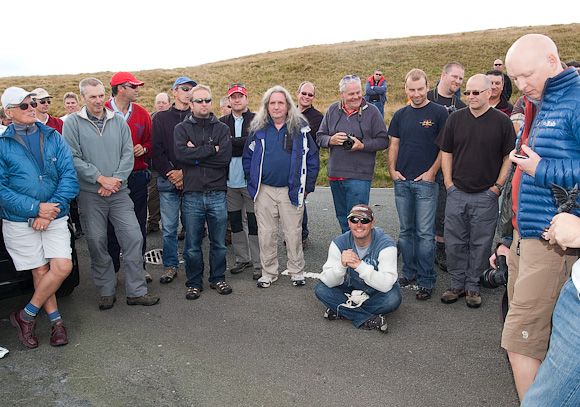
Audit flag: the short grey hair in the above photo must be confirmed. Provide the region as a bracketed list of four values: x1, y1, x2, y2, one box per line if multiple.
[339, 75, 361, 93]
[63, 92, 79, 103]
[79, 78, 105, 96]
[297, 81, 316, 95]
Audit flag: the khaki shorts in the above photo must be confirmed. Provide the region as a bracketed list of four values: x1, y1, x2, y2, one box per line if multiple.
[2, 216, 71, 271]
[501, 230, 579, 360]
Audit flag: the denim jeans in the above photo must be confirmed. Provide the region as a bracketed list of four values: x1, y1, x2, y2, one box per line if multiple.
[394, 179, 438, 289]
[522, 277, 580, 406]
[182, 191, 227, 288]
[368, 101, 384, 117]
[315, 281, 402, 327]
[329, 179, 372, 234]
[159, 190, 183, 268]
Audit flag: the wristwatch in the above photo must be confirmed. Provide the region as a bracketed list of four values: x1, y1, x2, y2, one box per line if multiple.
[494, 183, 504, 192]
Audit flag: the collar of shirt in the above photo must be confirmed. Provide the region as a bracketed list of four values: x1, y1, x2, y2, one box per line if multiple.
[109, 98, 133, 121]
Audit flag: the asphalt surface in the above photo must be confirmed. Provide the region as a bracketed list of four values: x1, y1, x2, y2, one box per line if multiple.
[0, 187, 520, 407]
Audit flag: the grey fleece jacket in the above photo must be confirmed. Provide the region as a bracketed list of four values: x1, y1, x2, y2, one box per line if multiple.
[316, 101, 389, 181]
[62, 106, 134, 193]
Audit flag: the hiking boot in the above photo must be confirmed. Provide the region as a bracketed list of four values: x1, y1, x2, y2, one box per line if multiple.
[99, 295, 116, 310]
[440, 288, 466, 304]
[229, 261, 251, 274]
[210, 281, 232, 295]
[257, 276, 278, 288]
[416, 287, 432, 300]
[398, 276, 414, 288]
[253, 268, 262, 280]
[466, 290, 482, 308]
[186, 287, 202, 300]
[323, 308, 345, 321]
[126, 293, 160, 306]
[292, 277, 306, 287]
[361, 315, 388, 333]
[160, 267, 177, 284]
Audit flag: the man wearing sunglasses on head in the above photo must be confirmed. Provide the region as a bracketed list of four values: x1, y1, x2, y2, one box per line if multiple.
[174, 84, 233, 300]
[315, 204, 401, 333]
[317, 75, 389, 234]
[105, 72, 152, 283]
[31, 88, 63, 134]
[435, 74, 515, 308]
[1, 87, 79, 348]
[151, 77, 197, 284]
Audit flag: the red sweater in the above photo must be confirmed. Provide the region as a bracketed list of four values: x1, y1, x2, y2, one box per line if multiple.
[105, 100, 152, 170]
[46, 115, 64, 134]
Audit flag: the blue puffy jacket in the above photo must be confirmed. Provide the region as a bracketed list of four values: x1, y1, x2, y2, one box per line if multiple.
[0, 122, 79, 222]
[242, 122, 319, 207]
[516, 68, 580, 238]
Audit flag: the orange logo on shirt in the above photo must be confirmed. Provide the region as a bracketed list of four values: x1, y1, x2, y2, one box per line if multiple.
[420, 120, 434, 128]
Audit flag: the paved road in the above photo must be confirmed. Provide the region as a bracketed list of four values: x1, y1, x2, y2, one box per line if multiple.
[0, 187, 519, 406]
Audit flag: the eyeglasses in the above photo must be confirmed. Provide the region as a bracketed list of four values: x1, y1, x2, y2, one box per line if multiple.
[8, 101, 38, 110]
[341, 75, 360, 83]
[228, 83, 245, 90]
[226, 105, 231, 109]
[38, 99, 51, 105]
[179, 86, 192, 92]
[300, 91, 315, 97]
[122, 84, 138, 89]
[463, 89, 489, 96]
[348, 216, 372, 225]
[192, 98, 212, 104]
[494, 63, 503, 66]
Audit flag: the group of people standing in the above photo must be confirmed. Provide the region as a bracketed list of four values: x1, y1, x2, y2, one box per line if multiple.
[1, 32, 580, 406]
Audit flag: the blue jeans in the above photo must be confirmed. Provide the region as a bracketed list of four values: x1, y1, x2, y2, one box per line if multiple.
[329, 179, 372, 234]
[522, 277, 580, 406]
[394, 180, 438, 289]
[368, 101, 385, 117]
[182, 191, 227, 288]
[159, 190, 183, 268]
[315, 281, 402, 327]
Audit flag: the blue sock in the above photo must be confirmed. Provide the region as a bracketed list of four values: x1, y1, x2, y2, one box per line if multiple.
[48, 310, 62, 324]
[22, 302, 40, 322]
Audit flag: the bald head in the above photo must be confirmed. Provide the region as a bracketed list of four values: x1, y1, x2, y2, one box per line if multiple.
[505, 34, 564, 100]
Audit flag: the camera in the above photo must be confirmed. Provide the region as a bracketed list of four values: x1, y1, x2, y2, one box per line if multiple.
[479, 255, 508, 289]
[343, 133, 362, 150]
[446, 105, 457, 114]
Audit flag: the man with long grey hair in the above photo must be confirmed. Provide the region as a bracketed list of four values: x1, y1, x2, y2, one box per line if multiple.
[243, 86, 319, 288]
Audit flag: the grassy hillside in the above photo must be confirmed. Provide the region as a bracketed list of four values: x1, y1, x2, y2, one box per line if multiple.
[2, 24, 579, 187]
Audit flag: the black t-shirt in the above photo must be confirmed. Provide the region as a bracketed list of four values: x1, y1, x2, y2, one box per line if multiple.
[388, 102, 448, 179]
[435, 107, 516, 193]
[427, 89, 467, 111]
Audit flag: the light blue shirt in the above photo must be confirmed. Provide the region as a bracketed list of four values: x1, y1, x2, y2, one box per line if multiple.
[109, 98, 133, 121]
[227, 113, 247, 188]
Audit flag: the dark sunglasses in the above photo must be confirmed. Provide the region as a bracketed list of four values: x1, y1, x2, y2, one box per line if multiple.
[348, 216, 371, 224]
[463, 90, 488, 96]
[229, 83, 245, 90]
[300, 91, 315, 97]
[122, 84, 139, 89]
[38, 99, 51, 105]
[179, 86, 192, 92]
[494, 63, 503, 66]
[9, 101, 38, 110]
[226, 105, 231, 109]
[192, 98, 212, 104]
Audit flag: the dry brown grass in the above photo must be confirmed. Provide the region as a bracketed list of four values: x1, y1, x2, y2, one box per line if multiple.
[2, 24, 578, 187]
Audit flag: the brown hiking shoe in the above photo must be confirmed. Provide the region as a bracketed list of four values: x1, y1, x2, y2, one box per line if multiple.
[99, 295, 116, 310]
[466, 290, 482, 308]
[160, 267, 178, 284]
[126, 293, 160, 306]
[440, 288, 466, 304]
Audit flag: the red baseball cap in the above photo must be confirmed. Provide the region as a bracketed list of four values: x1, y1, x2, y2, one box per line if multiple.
[227, 84, 247, 97]
[110, 72, 145, 87]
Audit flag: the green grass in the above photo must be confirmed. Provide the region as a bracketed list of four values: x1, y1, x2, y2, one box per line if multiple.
[2, 23, 578, 187]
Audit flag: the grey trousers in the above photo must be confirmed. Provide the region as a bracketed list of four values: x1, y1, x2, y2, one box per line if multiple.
[227, 187, 260, 268]
[78, 189, 147, 297]
[444, 186, 499, 292]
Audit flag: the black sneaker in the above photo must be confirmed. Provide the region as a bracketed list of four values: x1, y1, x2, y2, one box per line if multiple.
[416, 287, 432, 300]
[398, 276, 414, 287]
[323, 308, 345, 321]
[361, 315, 388, 333]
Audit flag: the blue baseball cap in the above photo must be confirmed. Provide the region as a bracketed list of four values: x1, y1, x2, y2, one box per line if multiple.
[172, 77, 197, 90]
